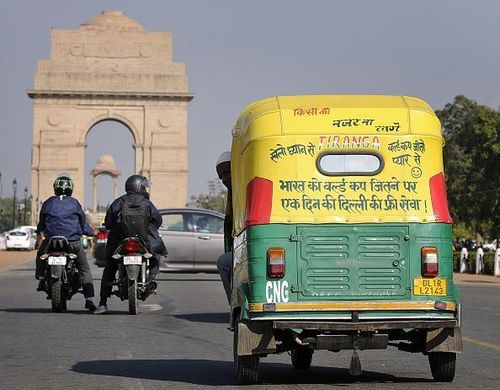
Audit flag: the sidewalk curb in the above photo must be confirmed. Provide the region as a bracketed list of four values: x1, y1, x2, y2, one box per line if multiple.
[453, 272, 500, 286]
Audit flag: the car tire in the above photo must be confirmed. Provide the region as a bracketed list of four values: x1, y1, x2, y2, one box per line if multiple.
[291, 347, 314, 370]
[233, 317, 259, 385]
[428, 352, 456, 382]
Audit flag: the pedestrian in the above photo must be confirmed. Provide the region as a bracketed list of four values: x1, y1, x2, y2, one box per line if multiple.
[215, 151, 233, 304]
[494, 240, 500, 277]
[94, 175, 167, 314]
[460, 241, 468, 273]
[35, 175, 96, 311]
[475, 243, 484, 274]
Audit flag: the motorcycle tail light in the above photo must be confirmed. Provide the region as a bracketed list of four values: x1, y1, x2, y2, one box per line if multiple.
[124, 238, 142, 254]
[267, 247, 285, 278]
[97, 231, 108, 240]
[422, 247, 439, 277]
[52, 251, 61, 256]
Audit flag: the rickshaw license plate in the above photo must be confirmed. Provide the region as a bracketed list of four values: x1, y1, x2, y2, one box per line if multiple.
[48, 256, 67, 265]
[413, 278, 446, 296]
[123, 256, 142, 265]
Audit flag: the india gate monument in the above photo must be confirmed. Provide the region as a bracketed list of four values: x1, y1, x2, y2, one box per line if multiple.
[28, 11, 194, 224]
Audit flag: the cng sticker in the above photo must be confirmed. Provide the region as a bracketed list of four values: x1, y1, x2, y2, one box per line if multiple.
[266, 280, 289, 303]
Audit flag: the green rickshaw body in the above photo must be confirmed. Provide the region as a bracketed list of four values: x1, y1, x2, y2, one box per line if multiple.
[229, 95, 461, 384]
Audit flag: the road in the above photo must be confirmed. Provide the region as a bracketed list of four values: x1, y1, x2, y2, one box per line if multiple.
[0, 254, 499, 389]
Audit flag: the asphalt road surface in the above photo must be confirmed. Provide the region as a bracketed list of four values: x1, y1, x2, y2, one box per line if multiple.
[0, 255, 499, 389]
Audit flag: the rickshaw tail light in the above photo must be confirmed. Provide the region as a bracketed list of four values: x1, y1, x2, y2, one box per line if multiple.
[421, 247, 438, 277]
[267, 248, 285, 278]
[245, 177, 273, 227]
[429, 173, 452, 223]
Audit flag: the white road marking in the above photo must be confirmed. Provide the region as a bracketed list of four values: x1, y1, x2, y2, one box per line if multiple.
[141, 304, 163, 312]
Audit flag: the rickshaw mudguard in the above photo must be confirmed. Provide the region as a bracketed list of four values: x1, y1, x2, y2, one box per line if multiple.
[232, 282, 277, 356]
[425, 326, 463, 353]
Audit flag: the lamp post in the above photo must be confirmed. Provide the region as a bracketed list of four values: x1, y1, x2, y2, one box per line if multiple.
[12, 179, 17, 229]
[23, 186, 28, 225]
[0, 208, 3, 232]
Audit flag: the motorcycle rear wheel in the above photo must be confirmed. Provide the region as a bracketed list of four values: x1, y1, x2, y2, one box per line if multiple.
[128, 279, 138, 315]
[50, 279, 66, 313]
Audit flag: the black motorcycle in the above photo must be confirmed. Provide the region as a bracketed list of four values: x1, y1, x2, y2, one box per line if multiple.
[111, 237, 156, 314]
[39, 236, 81, 312]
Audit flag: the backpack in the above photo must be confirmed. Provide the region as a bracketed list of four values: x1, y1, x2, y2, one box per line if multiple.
[120, 195, 150, 240]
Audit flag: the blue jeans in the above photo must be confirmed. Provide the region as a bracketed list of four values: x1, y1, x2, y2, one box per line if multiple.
[216, 251, 232, 304]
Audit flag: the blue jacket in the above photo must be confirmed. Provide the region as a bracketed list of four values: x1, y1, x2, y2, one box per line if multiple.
[104, 192, 167, 258]
[36, 195, 93, 241]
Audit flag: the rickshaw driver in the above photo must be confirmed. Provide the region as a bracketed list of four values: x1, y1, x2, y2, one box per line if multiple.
[215, 151, 233, 304]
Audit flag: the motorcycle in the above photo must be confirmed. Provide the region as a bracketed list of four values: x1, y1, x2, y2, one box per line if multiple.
[39, 236, 81, 312]
[111, 236, 156, 314]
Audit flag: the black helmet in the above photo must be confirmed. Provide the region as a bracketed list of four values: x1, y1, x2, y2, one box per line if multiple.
[125, 175, 150, 196]
[53, 175, 74, 196]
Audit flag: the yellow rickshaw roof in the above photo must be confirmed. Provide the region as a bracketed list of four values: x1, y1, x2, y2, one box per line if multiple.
[233, 95, 442, 147]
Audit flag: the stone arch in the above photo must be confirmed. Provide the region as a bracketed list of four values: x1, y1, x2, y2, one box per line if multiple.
[81, 116, 139, 147]
[28, 11, 194, 224]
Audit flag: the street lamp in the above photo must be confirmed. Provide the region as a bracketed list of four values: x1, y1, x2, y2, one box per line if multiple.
[24, 186, 28, 225]
[12, 179, 17, 229]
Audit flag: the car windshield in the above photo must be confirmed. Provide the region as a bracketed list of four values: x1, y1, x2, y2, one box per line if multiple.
[10, 231, 27, 236]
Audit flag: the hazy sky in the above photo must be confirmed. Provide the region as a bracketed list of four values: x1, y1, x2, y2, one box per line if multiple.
[1, 0, 499, 209]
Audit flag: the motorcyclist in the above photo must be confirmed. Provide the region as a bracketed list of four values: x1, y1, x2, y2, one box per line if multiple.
[35, 175, 96, 311]
[94, 174, 166, 314]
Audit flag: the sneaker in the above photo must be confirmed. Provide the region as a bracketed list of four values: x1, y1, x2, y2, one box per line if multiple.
[93, 304, 108, 314]
[145, 281, 158, 295]
[85, 301, 97, 312]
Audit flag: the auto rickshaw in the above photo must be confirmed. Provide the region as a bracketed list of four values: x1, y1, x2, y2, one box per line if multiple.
[229, 95, 461, 384]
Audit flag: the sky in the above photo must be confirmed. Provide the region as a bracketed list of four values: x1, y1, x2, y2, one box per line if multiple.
[1, 0, 500, 209]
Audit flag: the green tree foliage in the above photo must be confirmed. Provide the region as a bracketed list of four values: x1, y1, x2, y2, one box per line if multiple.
[436, 96, 500, 239]
[192, 191, 227, 214]
[0, 197, 32, 232]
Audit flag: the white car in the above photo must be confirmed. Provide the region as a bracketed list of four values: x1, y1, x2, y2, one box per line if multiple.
[158, 208, 225, 272]
[5, 229, 36, 251]
[483, 239, 498, 252]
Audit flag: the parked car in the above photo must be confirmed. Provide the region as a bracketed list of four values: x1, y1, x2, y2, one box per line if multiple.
[92, 226, 109, 267]
[159, 208, 225, 272]
[483, 239, 498, 252]
[5, 229, 36, 250]
[17, 226, 41, 249]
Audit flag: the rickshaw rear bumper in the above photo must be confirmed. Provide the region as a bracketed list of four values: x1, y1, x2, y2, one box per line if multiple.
[272, 318, 458, 331]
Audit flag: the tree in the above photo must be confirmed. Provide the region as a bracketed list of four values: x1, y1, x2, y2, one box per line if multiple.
[436, 96, 500, 240]
[190, 191, 227, 214]
[0, 197, 32, 232]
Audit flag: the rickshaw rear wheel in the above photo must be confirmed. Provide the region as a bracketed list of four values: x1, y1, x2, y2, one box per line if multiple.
[428, 352, 456, 382]
[291, 347, 313, 369]
[233, 317, 259, 385]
